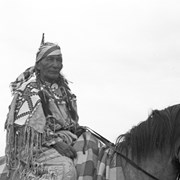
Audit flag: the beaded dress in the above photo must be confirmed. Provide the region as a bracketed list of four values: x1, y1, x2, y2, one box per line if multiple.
[5, 76, 79, 179]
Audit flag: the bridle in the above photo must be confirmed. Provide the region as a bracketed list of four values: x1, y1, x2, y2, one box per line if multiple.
[84, 127, 163, 180]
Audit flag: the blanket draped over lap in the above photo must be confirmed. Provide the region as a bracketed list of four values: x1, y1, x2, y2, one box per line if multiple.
[0, 133, 125, 180]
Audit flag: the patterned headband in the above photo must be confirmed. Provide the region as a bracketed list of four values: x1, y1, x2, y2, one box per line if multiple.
[36, 33, 62, 63]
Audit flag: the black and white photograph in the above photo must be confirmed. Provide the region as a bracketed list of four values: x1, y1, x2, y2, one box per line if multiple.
[0, 0, 180, 179]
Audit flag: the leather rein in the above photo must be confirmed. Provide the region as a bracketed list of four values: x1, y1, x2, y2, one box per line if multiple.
[84, 126, 160, 180]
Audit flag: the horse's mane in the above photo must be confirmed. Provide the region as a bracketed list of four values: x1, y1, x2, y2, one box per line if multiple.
[115, 104, 180, 160]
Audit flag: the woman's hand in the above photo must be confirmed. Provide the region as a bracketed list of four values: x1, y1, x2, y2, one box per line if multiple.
[52, 141, 77, 159]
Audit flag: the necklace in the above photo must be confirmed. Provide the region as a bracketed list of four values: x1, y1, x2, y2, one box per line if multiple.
[51, 83, 58, 90]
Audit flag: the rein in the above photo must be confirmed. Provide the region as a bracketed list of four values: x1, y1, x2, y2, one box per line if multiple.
[84, 126, 160, 180]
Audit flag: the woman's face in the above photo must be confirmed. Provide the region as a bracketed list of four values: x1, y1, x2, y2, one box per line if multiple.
[36, 55, 63, 82]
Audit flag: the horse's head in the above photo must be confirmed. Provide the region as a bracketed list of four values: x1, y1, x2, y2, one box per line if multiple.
[115, 104, 180, 180]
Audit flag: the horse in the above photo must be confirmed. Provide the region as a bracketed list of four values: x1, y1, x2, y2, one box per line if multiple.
[96, 104, 180, 180]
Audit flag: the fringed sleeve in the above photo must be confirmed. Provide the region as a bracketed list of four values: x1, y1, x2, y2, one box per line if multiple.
[5, 83, 46, 172]
[5, 93, 19, 171]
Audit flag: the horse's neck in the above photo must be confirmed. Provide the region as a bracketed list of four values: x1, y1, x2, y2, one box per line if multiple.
[121, 150, 178, 180]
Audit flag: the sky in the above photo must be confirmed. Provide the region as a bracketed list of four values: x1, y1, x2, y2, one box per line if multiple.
[0, 0, 180, 156]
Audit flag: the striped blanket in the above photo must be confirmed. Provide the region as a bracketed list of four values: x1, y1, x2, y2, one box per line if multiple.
[0, 132, 124, 180]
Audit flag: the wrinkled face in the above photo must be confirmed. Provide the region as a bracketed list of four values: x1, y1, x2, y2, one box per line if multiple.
[36, 55, 63, 82]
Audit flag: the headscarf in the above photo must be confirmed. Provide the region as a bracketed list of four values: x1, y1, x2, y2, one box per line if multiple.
[10, 34, 63, 94]
[10, 66, 35, 94]
[36, 33, 62, 63]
